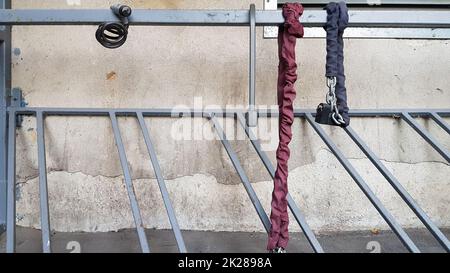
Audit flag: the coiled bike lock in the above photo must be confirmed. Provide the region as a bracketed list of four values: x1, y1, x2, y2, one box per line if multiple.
[96, 4, 132, 49]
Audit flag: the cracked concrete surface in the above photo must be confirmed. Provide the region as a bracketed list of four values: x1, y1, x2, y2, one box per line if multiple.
[9, 0, 450, 233]
[15, 149, 450, 233]
[2, 226, 450, 253]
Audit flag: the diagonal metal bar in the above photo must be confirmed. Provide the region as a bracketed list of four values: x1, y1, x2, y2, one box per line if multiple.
[430, 112, 450, 135]
[109, 112, 150, 253]
[6, 110, 15, 253]
[401, 112, 450, 162]
[304, 113, 420, 253]
[209, 114, 271, 232]
[36, 111, 52, 253]
[136, 112, 187, 253]
[344, 125, 450, 252]
[236, 112, 324, 253]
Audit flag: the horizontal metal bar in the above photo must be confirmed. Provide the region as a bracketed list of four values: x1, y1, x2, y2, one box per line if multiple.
[36, 111, 52, 253]
[109, 112, 150, 253]
[344, 125, 450, 252]
[209, 114, 271, 233]
[9, 108, 216, 117]
[1, 9, 450, 28]
[296, 109, 450, 117]
[7, 107, 450, 117]
[136, 112, 187, 253]
[304, 113, 420, 253]
[401, 112, 450, 162]
[236, 112, 324, 253]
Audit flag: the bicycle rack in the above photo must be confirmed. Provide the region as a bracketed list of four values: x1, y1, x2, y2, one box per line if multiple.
[0, 1, 449, 253]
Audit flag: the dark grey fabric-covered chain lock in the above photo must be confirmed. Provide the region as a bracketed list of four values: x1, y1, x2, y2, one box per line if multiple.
[315, 1, 350, 127]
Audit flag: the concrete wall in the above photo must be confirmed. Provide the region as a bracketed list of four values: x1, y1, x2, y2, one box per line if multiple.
[11, 0, 450, 234]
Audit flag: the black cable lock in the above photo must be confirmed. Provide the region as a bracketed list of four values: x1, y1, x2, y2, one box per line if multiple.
[315, 1, 350, 127]
[96, 4, 132, 49]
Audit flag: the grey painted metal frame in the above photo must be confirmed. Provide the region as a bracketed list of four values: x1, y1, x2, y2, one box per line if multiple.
[110, 112, 151, 253]
[247, 4, 257, 127]
[8, 107, 450, 118]
[1, 9, 450, 28]
[265, 0, 450, 39]
[136, 112, 187, 253]
[304, 113, 421, 253]
[3, 108, 450, 253]
[344, 125, 450, 252]
[0, 0, 10, 236]
[401, 112, 450, 162]
[5, 109, 15, 252]
[36, 111, 51, 253]
[236, 112, 324, 253]
[294, 109, 450, 117]
[1, 4, 449, 253]
[430, 112, 450, 134]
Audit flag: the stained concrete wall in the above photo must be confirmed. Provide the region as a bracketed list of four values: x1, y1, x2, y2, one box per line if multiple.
[11, 0, 450, 233]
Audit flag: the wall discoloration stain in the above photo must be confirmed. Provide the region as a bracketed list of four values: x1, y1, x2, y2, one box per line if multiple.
[106, 71, 117, 81]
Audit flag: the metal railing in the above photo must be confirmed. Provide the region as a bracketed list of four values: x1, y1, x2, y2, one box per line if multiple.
[3, 108, 450, 253]
[0, 2, 449, 253]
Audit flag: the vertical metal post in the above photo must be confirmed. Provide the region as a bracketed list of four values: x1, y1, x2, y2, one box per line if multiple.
[209, 114, 271, 232]
[247, 4, 257, 127]
[236, 112, 325, 253]
[0, 94, 5, 236]
[5, 109, 15, 253]
[304, 113, 420, 253]
[0, 104, 5, 235]
[344, 125, 450, 252]
[430, 112, 450, 135]
[136, 112, 187, 253]
[36, 111, 52, 253]
[401, 112, 450, 162]
[0, 0, 11, 236]
[109, 112, 150, 253]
